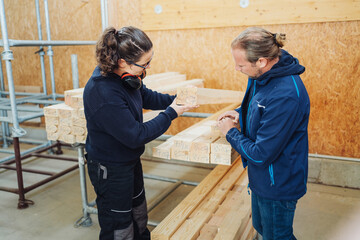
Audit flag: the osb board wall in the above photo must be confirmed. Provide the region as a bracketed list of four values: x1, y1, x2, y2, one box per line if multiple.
[1, 1, 359, 158]
[151, 23, 360, 159]
[0, 0, 101, 94]
[141, 0, 360, 30]
[109, 1, 360, 158]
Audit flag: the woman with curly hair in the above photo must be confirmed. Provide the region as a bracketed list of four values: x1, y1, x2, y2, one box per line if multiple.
[83, 26, 197, 240]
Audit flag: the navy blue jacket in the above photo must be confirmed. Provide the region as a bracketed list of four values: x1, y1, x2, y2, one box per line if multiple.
[83, 66, 177, 164]
[226, 50, 310, 201]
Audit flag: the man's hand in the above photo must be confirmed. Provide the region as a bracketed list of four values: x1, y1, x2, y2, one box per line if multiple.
[217, 110, 239, 123]
[217, 117, 239, 136]
[170, 97, 199, 116]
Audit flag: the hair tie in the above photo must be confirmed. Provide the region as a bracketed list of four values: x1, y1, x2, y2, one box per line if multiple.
[273, 33, 281, 47]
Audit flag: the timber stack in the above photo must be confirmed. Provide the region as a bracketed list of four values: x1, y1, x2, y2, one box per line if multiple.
[43, 88, 86, 144]
[151, 157, 255, 240]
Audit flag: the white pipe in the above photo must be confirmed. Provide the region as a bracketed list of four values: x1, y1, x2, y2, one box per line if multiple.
[43, 0, 56, 100]
[71, 54, 79, 89]
[0, 39, 96, 47]
[35, 0, 47, 95]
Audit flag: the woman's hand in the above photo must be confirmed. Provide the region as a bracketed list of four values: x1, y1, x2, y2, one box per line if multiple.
[217, 110, 239, 122]
[217, 117, 239, 136]
[170, 97, 199, 117]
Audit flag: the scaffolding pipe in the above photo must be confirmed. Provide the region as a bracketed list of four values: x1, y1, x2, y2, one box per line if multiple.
[100, 0, 108, 31]
[71, 54, 79, 89]
[78, 146, 98, 217]
[143, 173, 199, 186]
[309, 153, 360, 163]
[0, 90, 46, 96]
[0, 141, 50, 164]
[0, 59, 9, 148]
[0, 39, 96, 47]
[18, 112, 44, 123]
[35, 0, 47, 95]
[181, 112, 212, 118]
[147, 181, 182, 212]
[0, 0, 26, 138]
[0, 105, 43, 112]
[43, 0, 56, 100]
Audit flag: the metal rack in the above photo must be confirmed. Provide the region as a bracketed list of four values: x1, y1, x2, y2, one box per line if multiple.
[0, 0, 98, 208]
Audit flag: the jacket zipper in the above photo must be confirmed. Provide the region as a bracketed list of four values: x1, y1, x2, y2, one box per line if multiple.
[246, 80, 256, 135]
[269, 164, 275, 186]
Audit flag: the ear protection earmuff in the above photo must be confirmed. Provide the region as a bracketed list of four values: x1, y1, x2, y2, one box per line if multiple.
[120, 70, 146, 90]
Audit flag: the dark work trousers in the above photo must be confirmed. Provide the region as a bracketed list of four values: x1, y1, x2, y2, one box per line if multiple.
[87, 156, 151, 240]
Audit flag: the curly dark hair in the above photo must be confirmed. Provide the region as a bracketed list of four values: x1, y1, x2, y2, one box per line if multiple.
[95, 26, 153, 75]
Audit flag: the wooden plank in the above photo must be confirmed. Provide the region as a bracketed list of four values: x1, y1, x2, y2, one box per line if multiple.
[189, 135, 220, 163]
[196, 88, 244, 105]
[155, 79, 204, 95]
[151, 163, 232, 240]
[153, 140, 175, 160]
[64, 88, 84, 106]
[145, 74, 186, 90]
[239, 216, 255, 240]
[69, 94, 83, 109]
[5, 85, 42, 93]
[197, 224, 218, 240]
[213, 171, 251, 240]
[141, 0, 360, 30]
[210, 137, 239, 165]
[43, 104, 61, 117]
[176, 87, 244, 105]
[143, 72, 180, 82]
[171, 158, 244, 240]
[176, 86, 197, 105]
[152, 102, 241, 161]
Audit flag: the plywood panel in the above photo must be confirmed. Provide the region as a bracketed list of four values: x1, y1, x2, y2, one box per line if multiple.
[141, 0, 360, 31]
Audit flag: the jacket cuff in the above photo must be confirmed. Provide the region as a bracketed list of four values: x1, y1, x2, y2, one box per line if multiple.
[165, 106, 178, 120]
[226, 127, 239, 141]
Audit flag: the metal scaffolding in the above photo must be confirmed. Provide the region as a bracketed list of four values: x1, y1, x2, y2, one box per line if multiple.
[0, 0, 98, 208]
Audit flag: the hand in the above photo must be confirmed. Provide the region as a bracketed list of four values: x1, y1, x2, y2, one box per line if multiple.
[170, 97, 199, 116]
[217, 110, 239, 122]
[217, 117, 238, 136]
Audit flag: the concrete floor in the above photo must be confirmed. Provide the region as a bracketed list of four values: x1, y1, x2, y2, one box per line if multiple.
[1, 146, 360, 240]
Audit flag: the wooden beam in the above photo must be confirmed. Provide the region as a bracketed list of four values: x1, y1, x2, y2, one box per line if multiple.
[145, 74, 186, 90]
[151, 163, 232, 240]
[152, 102, 241, 161]
[176, 87, 245, 105]
[170, 158, 244, 239]
[141, 0, 360, 31]
[143, 72, 180, 82]
[155, 79, 204, 95]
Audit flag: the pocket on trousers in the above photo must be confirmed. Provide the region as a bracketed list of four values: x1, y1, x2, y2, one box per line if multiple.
[285, 200, 297, 211]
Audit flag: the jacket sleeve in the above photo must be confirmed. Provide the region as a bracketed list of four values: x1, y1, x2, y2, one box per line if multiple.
[93, 102, 178, 149]
[226, 96, 301, 166]
[141, 84, 175, 110]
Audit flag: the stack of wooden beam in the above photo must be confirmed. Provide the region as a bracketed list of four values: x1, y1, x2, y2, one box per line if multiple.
[153, 102, 241, 165]
[152, 157, 255, 240]
[143, 72, 204, 94]
[43, 88, 86, 144]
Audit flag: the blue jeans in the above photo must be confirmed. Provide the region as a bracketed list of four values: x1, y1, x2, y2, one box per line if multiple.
[252, 191, 297, 240]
